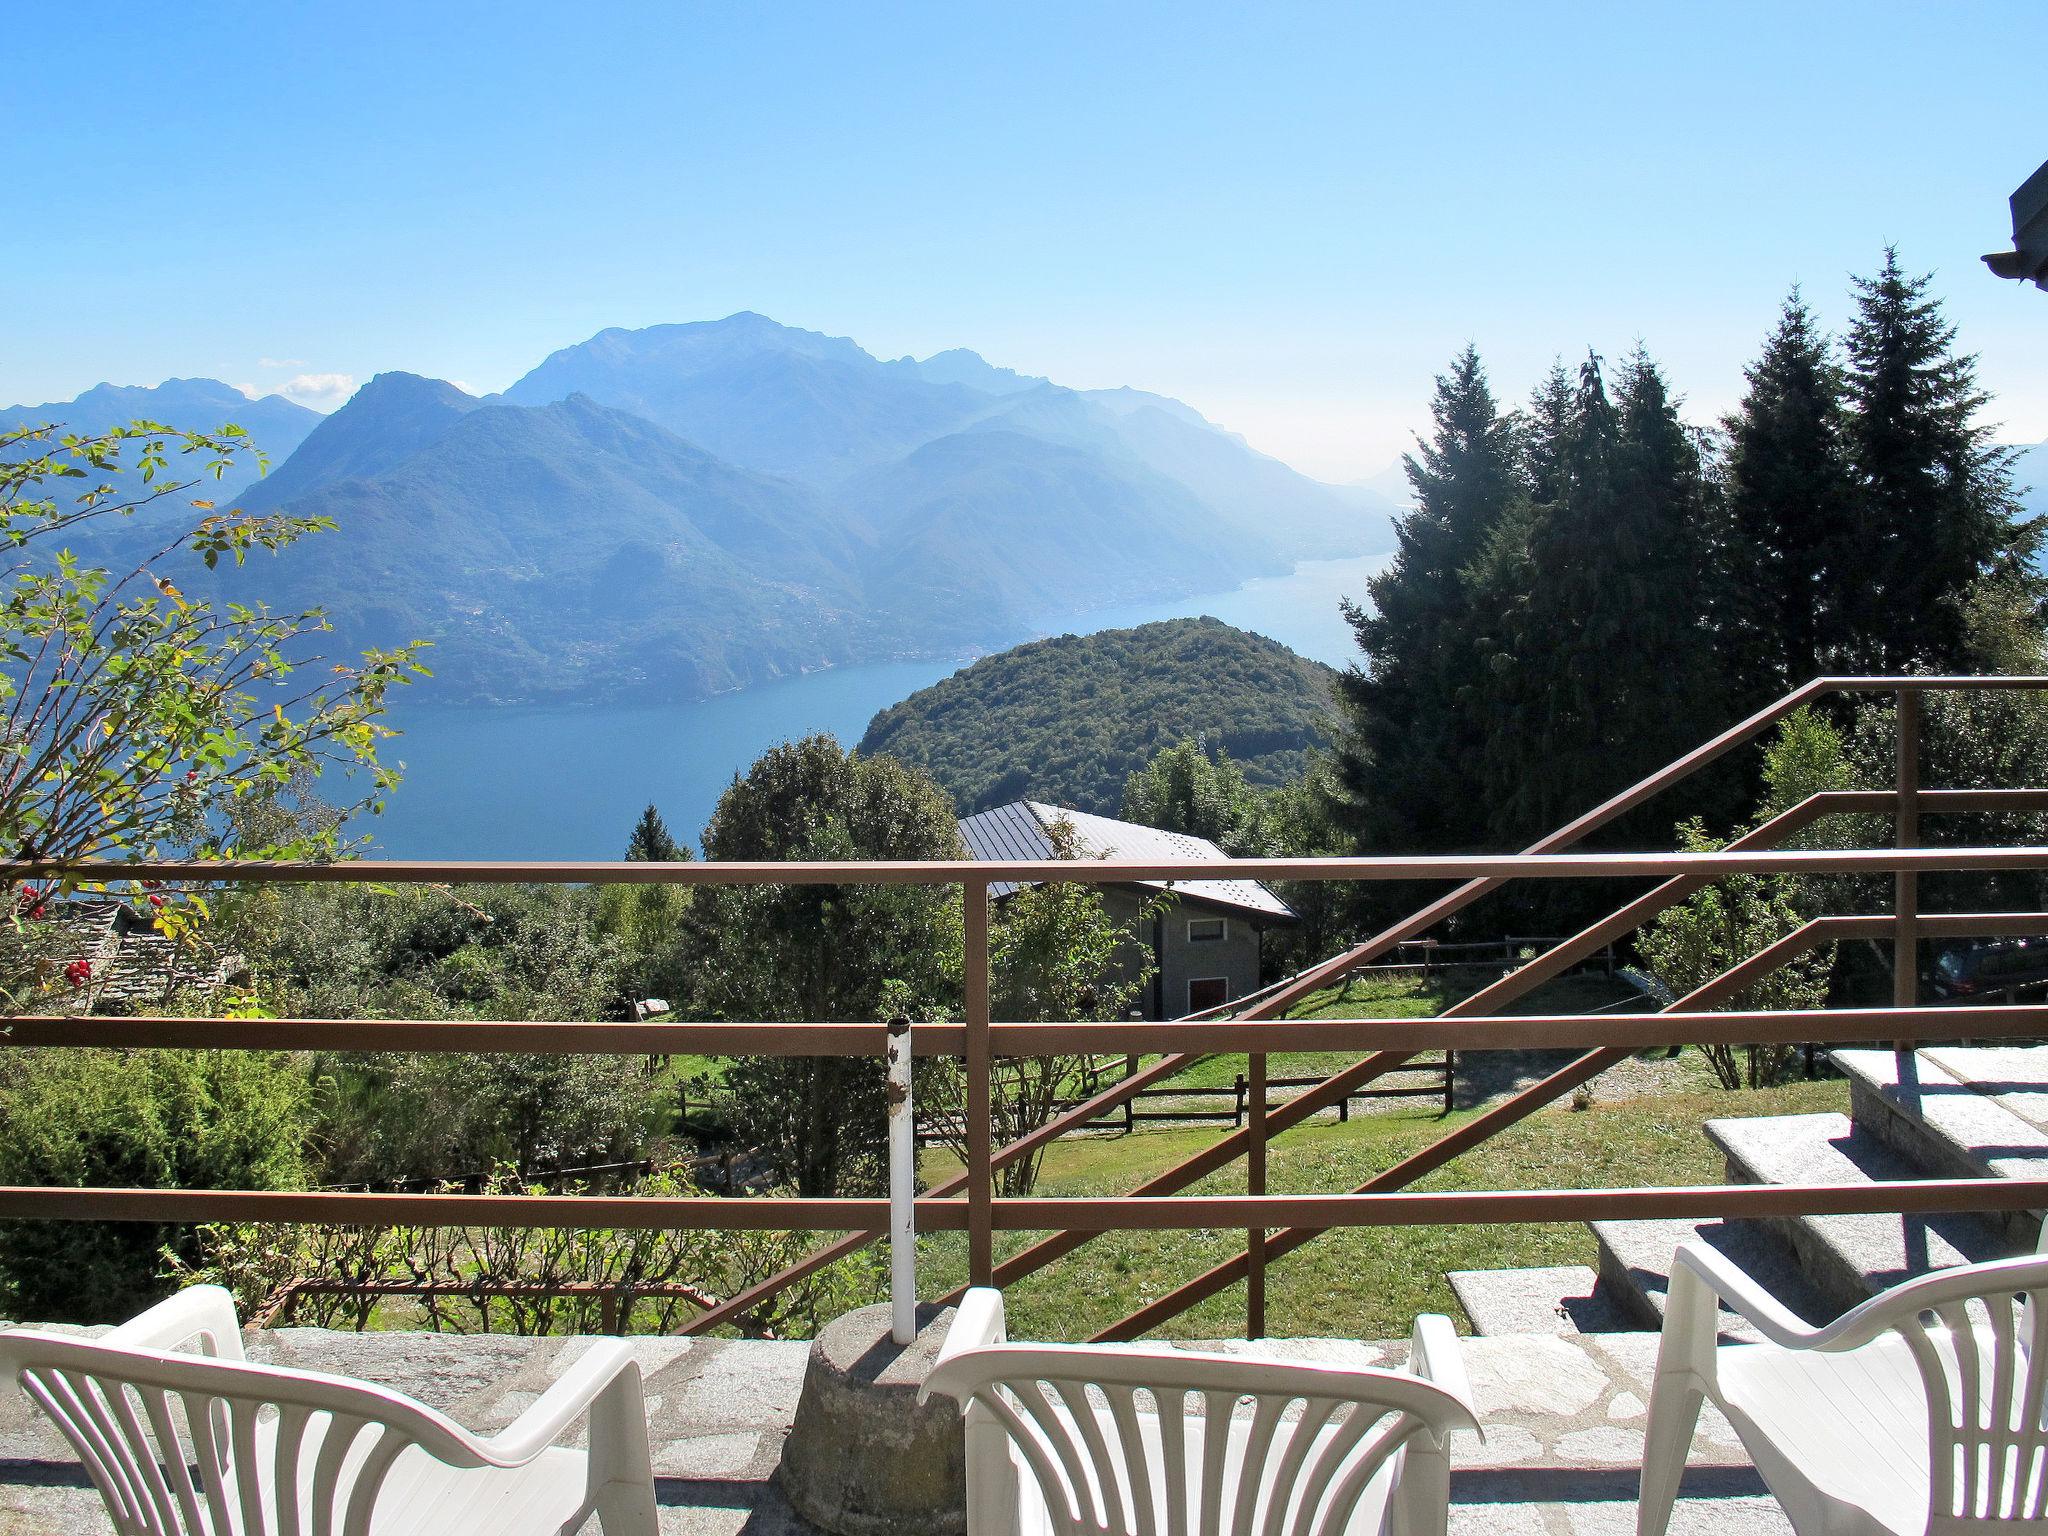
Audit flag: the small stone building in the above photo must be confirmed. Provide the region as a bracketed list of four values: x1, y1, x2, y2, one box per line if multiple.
[957, 801, 1297, 1019]
[35, 900, 246, 1012]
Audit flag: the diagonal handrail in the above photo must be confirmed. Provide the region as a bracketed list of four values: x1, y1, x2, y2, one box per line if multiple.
[690, 678, 2048, 1336]
[727, 680, 1870, 1325]
[949, 787, 1885, 1303]
[1091, 906, 2048, 1338]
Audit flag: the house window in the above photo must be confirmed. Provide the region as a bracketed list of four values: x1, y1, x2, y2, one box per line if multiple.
[1188, 917, 1228, 944]
[1188, 977, 1229, 1012]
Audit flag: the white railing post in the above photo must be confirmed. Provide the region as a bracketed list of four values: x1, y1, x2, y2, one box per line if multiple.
[887, 1013, 916, 1344]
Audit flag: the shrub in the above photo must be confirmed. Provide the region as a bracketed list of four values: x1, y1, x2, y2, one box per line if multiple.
[0, 1049, 312, 1322]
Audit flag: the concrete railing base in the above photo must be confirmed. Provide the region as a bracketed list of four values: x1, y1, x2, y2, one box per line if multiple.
[777, 1301, 966, 1536]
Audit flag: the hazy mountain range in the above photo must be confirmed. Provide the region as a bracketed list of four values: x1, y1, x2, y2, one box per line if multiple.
[0, 378, 321, 507]
[8, 315, 1401, 703]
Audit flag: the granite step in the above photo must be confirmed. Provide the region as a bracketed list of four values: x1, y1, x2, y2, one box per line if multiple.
[1834, 1045, 2048, 1247]
[1444, 1264, 1634, 1336]
[1708, 1110, 2016, 1316]
[1589, 1211, 1838, 1340]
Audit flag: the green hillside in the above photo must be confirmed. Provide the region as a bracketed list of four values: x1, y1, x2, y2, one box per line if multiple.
[858, 617, 1338, 814]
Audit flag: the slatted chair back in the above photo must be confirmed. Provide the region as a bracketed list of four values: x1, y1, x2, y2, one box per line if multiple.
[922, 1343, 1476, 1536]
[1890, 1277, 2048, 1529]
[2, 1326, 488, 1536]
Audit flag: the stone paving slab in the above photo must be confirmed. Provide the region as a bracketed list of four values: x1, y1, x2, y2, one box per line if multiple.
[1835, 1046, 2048, 1199]
[1447, 1264, 1633, 1336]
[1708, 1110, 2011, 1313]
[1589, 1213, 1835, 1337]
[0, 1326, 1785, 1534]
[1923, 1044, 2048, 1137]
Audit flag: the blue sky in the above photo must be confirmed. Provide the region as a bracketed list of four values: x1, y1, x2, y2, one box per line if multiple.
[10, 0, 2047, 478]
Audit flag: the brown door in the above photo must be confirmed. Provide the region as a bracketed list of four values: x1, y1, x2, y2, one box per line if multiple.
[1187, 976, 1228, 1013]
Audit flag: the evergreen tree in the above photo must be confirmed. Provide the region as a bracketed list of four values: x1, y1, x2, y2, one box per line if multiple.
[1841, 248, 2040, 669]
[623, 803, 688, 862]
[1521, 359, 1577, 506]
[1722, 290, 1857, 697]
[1483, 349, 1718, 842]
[1331, 346, 1521, 852]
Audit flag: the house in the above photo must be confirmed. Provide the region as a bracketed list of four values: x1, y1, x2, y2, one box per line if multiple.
[29, 899, 246, 1012]
[956, 800, 1297, 1018]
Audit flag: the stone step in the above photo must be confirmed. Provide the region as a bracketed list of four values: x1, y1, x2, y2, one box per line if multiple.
[1589, 1211, 1837, 1339]
[1834, 1046, 2048, 1246]
[1444, 1264, 1634, 1336]
[1707, 1111, 2016, 1316]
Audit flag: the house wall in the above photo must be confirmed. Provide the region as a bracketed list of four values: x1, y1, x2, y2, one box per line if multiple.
[998, 885, 1279, 1020]
[1097, 888, 1268, 1018]
[1155, 896, 1264, 1018]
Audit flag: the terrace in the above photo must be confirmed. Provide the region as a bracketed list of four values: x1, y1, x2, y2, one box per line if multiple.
[7, 675, 2048, 1535]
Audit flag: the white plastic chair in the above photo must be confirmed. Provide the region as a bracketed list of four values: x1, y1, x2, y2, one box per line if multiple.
[0, 1284, 659, 1535]
[1639, 1240, 2048, 1536]
[919, 1288, 1479, 1536]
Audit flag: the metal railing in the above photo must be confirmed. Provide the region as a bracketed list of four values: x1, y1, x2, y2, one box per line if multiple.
[5, 675, 2048, 1342]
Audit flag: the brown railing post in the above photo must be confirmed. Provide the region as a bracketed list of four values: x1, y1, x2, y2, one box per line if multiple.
[1896, 688, 1922, 1043]
[1246, 1051, 1266, 1339]
[964, 876, 994, 1286]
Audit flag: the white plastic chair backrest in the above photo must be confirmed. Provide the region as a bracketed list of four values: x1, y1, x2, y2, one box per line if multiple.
[1, 1324, 487, 1536]
[1853, 1255, 2048, 1526]
[922, 1342, 1476, 1536]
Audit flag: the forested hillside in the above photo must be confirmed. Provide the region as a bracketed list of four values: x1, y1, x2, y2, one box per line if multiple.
[858, 617, 1335, 813]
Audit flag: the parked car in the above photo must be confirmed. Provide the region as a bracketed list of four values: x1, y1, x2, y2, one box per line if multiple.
[1929, 937, 2048, 998]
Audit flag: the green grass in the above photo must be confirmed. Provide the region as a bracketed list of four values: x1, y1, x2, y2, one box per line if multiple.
[1144, 968, 1639, 1093]
[916, 1072, 1848, 1343]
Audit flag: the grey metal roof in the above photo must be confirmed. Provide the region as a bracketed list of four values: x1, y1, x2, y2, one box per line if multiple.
[956, 800, 1296, 922]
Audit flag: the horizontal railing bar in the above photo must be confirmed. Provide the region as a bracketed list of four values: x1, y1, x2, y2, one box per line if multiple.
[16, 1001, 2048, 1056]
[985, 1004, 2048, 1053]
[16, 843, 2048, 887]
[990, 1180, 2048, 1229]
[7, 1178, 2048, 1231]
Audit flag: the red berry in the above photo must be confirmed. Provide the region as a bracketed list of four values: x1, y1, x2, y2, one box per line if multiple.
[147, 893, 164, 908]
[64, 960, 92, 987]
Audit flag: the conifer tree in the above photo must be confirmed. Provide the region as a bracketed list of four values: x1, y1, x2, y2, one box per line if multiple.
[1722, 290, 1857, 697]
[623, 803, 688, 862]
[1331, 345, 1520, 852]
[1841, 248, 2040, 669]
[1481, 349, 1718, 841]
[1521, 359, 1577, 506]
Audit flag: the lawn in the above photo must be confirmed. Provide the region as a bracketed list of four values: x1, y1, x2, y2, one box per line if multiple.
[1155, 967, 1639, 1093]
[915, 1070, 1847, 1343]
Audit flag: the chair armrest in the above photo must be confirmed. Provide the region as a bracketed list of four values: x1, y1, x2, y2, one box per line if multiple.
[484, 1339, 642, 1465]
[920, 1287, 1006, 1403]
[939, 1289, 1006, 1362]
[108, 1285, 247, 1362]
[1407, 1313, 1480, 1433]
[1668, 1242, 1823, 1349]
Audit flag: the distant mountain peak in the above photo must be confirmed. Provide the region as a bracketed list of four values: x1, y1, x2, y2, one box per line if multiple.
[237, 371, 483, 508]
[890, 347, 1045, 396]
[0, 378, 323, 505]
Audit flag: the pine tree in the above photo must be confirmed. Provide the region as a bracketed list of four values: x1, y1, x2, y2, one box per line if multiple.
[1521, 359, 1577, 506]
[1331, 345, 1521, 852]
[1483, 349, 1719, 842]
[1722, 290, 1857, 697]
[1842, 247, 2040, 670]
[623, 803, 687, 862]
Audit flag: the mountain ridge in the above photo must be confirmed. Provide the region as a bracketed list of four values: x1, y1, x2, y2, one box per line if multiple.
[35, 314, 1400, 705]
[859, 617, 1338, 814]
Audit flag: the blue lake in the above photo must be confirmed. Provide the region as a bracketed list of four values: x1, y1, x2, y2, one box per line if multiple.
[358, 553, 1386, 859]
